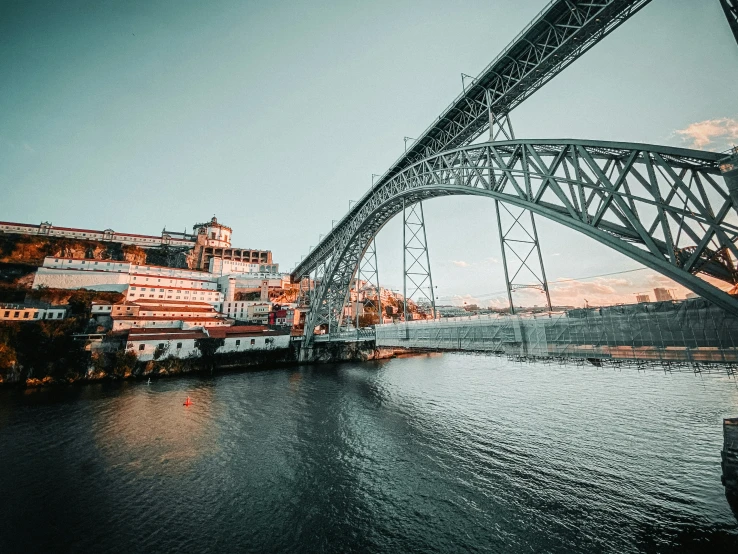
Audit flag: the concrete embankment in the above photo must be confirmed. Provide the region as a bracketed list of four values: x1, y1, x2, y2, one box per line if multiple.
[8, 340, 412, 387]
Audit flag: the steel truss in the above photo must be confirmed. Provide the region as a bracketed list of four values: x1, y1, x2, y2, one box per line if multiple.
[496, 200, 552, 313]
[402, 199, 436, 321]
[489, 112, 552, 313]
[375, 0, 651, 183]
[295, 1, 651, 287]
[721, 0, 738, 45]
[297, 139, 738, 343]
[351, 238, 382, 329]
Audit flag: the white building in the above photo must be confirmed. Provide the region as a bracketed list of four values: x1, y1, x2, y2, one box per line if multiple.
[0, 303, 67, 321]
[0, 221, 194, 247]
[111, 299, 230, 331]
[209, 257, 279, 276]
[125, 326, 290, 361]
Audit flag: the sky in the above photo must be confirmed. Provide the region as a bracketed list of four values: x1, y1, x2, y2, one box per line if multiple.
[1, 0, 737, 308]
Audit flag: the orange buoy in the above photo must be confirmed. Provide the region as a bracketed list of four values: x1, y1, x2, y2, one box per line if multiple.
[183, 396, 192, 406]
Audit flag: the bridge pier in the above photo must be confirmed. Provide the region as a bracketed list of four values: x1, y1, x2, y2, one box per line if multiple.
[722, 417, 738, 520]
[295, 339, 404, 364]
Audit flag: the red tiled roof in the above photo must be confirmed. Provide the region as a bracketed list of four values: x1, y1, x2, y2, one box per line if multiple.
[129, 328, 208, 336]
[131, 299, 212, 306]
[137, 306, 215, 313]
[207, 325, 289, 339]
[127, 331, 207, 341]
[114, 315, 225, 322]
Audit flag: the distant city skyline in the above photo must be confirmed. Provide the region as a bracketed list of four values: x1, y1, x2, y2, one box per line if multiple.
[2, 0, 737, 307]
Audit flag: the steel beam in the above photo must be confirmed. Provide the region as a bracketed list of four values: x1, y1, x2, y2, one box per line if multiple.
[721, 0, 738, 45]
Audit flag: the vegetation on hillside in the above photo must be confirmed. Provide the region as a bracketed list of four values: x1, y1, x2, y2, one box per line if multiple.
[0, 233, 147, 266]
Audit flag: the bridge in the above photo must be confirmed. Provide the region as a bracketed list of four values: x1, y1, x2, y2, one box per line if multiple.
[290, 0, 738, 356]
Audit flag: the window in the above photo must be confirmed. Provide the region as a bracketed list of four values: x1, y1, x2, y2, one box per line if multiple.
[23, 312, 29, 319]
[57, 313, 63, 318]
[33, 312, 40, 318]
[236, 340, 240, 346]
[141, 288, 146, 291]
[138, 344, 145, 351]
[250, 339, 255, 345]
[3, 311, 8, 317]
[158, 343, 164, 349]
[131, 287, 136, 290]
[14, 312, 19, 318]
[176, 343, 182, 349]
[68, 260, 72, 264]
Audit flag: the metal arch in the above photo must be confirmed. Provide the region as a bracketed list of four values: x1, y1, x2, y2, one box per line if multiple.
[298, 139, 738, 343]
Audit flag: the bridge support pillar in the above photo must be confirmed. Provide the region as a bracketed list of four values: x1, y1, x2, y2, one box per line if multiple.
[402, 198, 436, 321]
[722, 417, 738, 520]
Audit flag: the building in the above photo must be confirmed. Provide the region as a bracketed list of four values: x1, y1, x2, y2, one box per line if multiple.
[0, 303, 67, 321]
[3, 215, 276, 274]
[209, 258, 279, 276]
[192, 217, 273, 271]
[0, 221, 195, 248]
[268, 307, 296, 326]
[33, 257, 225, 305]
[654, 288, 675, 302]
[636, 294, 651, 303]
[111, 299, 230, 331]
[125, 325, 291, 361]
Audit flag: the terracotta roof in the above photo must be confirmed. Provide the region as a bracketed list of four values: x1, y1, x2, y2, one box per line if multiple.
[114, 315, 226, 322]
[127, 331, 208, 341]
[207, 325, 290, 339]
[129, 328, 209, 336]
[132, 299, 213, 307]
[137, 306, 215, 313]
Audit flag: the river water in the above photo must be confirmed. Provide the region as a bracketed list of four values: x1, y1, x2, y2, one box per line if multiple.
[1, 354, 737, 553]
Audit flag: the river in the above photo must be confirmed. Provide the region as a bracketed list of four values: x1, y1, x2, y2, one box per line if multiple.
[1, 354, 737, 553]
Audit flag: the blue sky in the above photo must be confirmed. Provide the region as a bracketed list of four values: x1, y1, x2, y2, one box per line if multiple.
[1, 0, 737, 307]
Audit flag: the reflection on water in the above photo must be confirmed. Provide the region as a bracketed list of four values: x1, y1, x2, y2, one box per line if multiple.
[93, 383, 217, 475]
[1, 355, 737, 553]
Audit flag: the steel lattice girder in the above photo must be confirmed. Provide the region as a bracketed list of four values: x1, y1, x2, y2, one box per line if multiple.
[300, 139, 738, 341]
[721, 0, 738, 45]
[292, 0, 652, 281]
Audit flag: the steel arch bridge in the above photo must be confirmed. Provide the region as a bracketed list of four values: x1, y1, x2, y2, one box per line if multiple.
[291, 0, 738, 344]
[295, 140, 738, 340]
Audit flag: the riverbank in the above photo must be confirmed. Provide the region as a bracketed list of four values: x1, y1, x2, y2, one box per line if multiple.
[1, 341, 412, 387]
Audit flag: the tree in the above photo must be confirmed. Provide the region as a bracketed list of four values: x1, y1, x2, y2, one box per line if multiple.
[194, 337, 225, 371]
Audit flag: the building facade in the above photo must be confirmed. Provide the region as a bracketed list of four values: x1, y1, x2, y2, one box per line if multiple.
[0, 221, 195, 248]
[0, 303, 67, 321]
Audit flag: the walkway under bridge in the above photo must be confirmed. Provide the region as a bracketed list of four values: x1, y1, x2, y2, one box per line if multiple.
[373, 299, 738, 366]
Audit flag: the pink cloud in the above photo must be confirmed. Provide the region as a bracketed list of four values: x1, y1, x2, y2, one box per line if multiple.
[675, 117, 738, 149]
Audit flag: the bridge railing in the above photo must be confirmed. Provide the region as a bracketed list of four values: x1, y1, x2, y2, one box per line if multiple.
[375, 300, 738, 363]
[311, 328, 377, 343]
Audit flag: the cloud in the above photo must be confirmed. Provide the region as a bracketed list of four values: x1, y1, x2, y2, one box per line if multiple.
[674, 117, 738, 149]
[452, 260, 469, 267]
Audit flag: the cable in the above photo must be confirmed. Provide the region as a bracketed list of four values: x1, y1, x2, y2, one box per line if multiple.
[443, 267, 649, 300]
